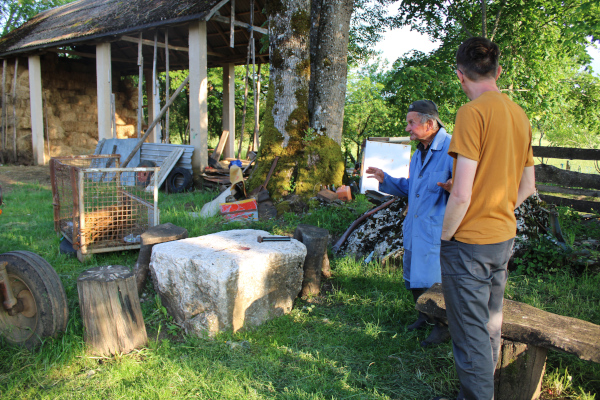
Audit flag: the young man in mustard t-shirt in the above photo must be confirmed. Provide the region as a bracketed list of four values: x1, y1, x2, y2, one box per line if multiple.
[434, 37, 536, 400]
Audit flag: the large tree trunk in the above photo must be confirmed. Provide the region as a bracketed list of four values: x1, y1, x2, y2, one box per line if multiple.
[309, 0, 354, 144]
[249, 0, 346, 200]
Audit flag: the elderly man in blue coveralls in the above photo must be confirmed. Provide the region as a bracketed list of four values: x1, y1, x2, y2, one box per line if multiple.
[366, 100, 453, 346]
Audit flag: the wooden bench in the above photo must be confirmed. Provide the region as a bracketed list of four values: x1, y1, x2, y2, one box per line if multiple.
[416, 283, 600, 400]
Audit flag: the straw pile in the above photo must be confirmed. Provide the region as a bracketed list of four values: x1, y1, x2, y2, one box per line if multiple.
[82, 204, 133, 245]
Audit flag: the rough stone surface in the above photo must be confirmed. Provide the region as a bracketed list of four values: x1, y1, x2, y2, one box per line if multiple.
[416, 283, 600, 363]
[150, 229, 307, 337]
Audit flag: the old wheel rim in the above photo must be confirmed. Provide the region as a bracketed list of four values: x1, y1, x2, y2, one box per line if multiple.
[0, 274, 38, 343]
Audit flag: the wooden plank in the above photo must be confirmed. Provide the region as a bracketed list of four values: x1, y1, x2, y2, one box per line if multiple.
[145, 148, 184, 192]
[212, 15, 269, 35]
[537, 184, 600, 198]
[533, 146, 600, 161]
[535, 164, 600, 190]
[417, 283, 600, 363]
[538, 194, 600, 213]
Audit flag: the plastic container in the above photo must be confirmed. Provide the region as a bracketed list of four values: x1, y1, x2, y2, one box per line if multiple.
[336, 185, 352, 201]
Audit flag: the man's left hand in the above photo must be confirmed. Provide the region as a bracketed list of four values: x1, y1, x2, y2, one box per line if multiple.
[437, 178, 453, 193]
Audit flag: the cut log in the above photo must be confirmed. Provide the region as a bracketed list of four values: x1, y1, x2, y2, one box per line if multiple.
[293, 224, 329, 297]
[134, 223, 188, 295]
[77, 265, 147, 356]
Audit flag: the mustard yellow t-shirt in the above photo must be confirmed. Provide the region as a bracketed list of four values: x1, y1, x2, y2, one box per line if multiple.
[449, 91, 534, 244]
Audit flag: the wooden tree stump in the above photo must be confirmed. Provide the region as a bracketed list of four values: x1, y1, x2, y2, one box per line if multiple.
[77, 265, 147, 356]
[495, 339, 547, 400]
[293, 224, 329, 297]
[133, 222, 188, 295]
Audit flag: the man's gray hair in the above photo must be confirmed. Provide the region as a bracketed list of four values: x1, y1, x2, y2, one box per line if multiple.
[417, 112, 439, 130]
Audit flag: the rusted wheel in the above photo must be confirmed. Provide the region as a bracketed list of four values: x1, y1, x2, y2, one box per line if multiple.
[136, 160, 156, 187]
[0, 251, 68, 348]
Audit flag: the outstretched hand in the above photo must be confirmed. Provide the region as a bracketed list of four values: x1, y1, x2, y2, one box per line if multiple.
[365, 166, 384, 183]
[437, 178, 453, 193]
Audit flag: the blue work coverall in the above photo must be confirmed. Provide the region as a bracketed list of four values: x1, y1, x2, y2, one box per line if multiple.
[378, 128, 453, 289]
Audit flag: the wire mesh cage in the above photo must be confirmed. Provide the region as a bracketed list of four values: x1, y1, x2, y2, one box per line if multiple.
[50, 155, 159, 261]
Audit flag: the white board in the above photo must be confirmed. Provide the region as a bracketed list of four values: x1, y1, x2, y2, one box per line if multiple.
[359, 140, 411, 194]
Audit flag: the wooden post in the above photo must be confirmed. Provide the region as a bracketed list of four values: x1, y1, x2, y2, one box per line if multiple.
[230, 0, 235, 48]
[251, 62, 262, 152]
[28, 55, 44, 165]
[188, 20, 208, 175]
[137, 33, 143, 138]
[236, 41, 252, 159]
[12, 58, 18, 162]
[165, 28, 170, 144]
[96, 43, 112, 141]
[152, 30, 161, 143]
[43, 91, 50, 159]
[110, 93, 116, 138]
[121, 76, 189, 168]
[133, 222, 188, 295]
[1, 59, 6, 163]
[494, 339, 547, 400]
[293, 224, 329, 297]
[77, 265, 147, 356]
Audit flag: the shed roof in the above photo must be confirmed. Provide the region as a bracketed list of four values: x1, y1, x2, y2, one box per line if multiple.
[0, 0, 268, 72]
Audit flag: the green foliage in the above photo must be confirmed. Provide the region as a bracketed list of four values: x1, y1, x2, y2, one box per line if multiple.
[343, 59, 404, 160]
[512, 236, 572, 276]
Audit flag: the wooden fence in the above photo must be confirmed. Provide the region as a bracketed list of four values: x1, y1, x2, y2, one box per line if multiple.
[533, 146, 600, 213]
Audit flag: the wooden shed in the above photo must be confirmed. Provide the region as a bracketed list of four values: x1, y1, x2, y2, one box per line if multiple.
[0, 0, 268, 175]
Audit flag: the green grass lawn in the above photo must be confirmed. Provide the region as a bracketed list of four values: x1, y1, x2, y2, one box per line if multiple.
[0, 177, 598, 399]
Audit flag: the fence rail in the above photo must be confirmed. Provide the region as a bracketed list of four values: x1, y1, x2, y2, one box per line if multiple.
[533, 147, 599, 213]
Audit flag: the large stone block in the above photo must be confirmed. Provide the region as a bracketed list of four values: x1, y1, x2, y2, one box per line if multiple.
[150, 229, 306, 337]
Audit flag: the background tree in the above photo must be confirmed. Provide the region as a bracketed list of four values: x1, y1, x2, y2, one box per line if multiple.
[0, 0, 72, 35]
[248, 0, 355, 199]
[384, 0, 600, 151]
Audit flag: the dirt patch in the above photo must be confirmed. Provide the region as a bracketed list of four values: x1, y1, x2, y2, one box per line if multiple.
[0, 165, 52, 191]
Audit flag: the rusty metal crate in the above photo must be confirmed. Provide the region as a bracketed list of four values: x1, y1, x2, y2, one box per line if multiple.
[50, 155, 159, 262]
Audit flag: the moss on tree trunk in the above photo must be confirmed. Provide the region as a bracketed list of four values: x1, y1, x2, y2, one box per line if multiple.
[247, 0, 345, 201]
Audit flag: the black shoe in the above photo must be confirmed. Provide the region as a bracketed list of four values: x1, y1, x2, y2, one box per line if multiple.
[432, 397, 450, 400]
[407, 312, 429, 331]
[421, 323, 451, 347]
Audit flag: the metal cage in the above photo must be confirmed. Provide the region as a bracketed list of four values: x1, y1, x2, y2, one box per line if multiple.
[50, 155, 159, 262]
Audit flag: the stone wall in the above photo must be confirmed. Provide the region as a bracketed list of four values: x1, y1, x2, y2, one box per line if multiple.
[0, 53, 139, 164]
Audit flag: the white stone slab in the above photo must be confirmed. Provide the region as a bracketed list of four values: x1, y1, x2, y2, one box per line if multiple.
[150, 229, 306, 337]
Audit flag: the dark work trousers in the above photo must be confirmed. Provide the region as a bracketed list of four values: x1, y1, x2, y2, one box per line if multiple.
[440, 237, 514, 400]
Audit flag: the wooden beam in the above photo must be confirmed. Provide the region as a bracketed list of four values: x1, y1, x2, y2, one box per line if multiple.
[28, 55, 45, 165]
[537, 184, 600, 199]
[96, 42, 112, 142]
[120, 35, 223, 57]
[121, 35, 189, 53]
[211, 15, 268, 35]
[533, 146, 600, 161]
[538, 194, 600, 213]
[205, 0, 231, 21]
[137, 33, 143, 138]
[535, 164, 600, 190]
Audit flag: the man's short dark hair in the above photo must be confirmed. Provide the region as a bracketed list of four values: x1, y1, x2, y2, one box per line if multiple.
[456, 37, 500, 81]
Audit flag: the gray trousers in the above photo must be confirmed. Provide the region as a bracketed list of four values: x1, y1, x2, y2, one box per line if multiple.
[440, 238, 514, 400]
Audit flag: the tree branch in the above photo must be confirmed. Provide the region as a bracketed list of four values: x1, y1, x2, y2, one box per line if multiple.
[490, 0, 505, 41]
[448, 1, 474, 38]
